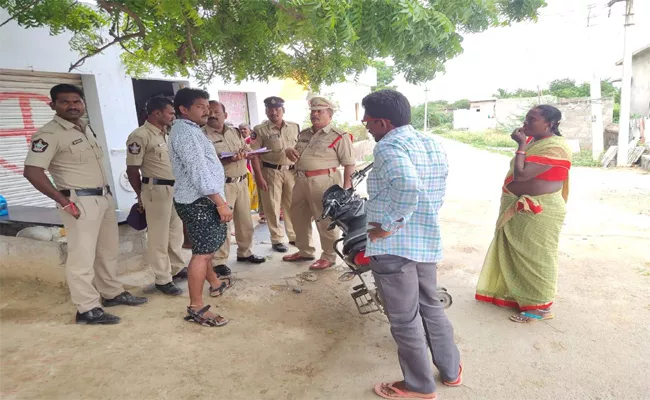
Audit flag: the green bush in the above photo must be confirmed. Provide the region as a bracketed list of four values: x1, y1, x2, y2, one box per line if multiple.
[411, 103, 453, 131]
[572, 151, 601, 167]
[334, 121, 369, 142]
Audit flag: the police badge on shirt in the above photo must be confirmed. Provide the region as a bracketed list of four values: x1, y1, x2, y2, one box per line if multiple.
[128, 142, 142, 155]
[31, 139, 49, 153]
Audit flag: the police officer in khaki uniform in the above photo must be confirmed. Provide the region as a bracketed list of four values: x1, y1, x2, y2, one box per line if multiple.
[125, 96, 186, 297]
[251, 96, 299, 253]
[282, 97, 356, 270]
[23, 84, 147, 325]
[203, 101, 265, 276]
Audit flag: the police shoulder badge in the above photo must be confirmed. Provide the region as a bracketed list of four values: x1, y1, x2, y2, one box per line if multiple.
[128, 142, 141, 155]
[31, 138, 49, 153]
[251, 131, 257, 141]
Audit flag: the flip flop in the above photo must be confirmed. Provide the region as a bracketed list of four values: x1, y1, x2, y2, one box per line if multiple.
[443, 363, 463, 387]
[209, 277, 234, 297]
[510, 311, 554, 323]
[373, 382, 436, 399]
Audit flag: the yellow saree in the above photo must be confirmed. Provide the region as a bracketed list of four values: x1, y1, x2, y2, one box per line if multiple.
[475, 136, 572, 310]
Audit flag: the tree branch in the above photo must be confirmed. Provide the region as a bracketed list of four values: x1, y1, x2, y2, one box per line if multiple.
[97, 0, 145, 34]
[270, 0, 305, 20]
[606, 0, 625, 6]
[68, 31, 143, 71]
[68, 1, 145, 71]
[0, 0, 42, 28]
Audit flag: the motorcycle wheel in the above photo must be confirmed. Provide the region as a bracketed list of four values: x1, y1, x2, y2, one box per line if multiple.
[438, 291, 452, 309]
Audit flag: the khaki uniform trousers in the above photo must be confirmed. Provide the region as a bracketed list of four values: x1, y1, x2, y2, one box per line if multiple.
[290, 170, 341, 263]
[141, 183, 185, 285]
[260, 168, 296, 244]
[58, 193, 124, 313]
[213, 179, 253, 265]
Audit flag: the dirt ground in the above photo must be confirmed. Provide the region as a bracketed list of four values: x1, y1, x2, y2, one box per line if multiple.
[1, 138, 649, 400]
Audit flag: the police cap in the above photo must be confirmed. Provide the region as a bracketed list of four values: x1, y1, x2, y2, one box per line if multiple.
[264, 96, 285, 108]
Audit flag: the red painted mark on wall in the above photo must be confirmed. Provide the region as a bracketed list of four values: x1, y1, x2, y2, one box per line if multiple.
[0, 92, 52, 174]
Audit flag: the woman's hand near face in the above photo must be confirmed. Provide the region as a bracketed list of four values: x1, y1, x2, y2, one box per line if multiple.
[511, 128, 527, 146]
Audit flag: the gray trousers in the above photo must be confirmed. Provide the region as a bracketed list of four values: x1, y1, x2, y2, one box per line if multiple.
[371, 254, 460, 394]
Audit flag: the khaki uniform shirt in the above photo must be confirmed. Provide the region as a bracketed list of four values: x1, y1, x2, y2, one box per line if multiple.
[125, 121, 174, 180]
[295, 124, 355, 171]
[24, 115, 108, 189]
[203, 125, 249, 178]
[251, 120, 300, 166]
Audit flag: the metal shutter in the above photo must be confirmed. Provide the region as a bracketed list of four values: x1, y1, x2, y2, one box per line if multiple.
[0, 69, 85, 207]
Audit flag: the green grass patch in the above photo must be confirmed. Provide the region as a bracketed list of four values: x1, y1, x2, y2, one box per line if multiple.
[572, 151, 601, 167]
[437, 129, 515, 156]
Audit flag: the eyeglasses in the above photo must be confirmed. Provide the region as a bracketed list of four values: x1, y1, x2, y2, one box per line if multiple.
[361, 117, 390, 127]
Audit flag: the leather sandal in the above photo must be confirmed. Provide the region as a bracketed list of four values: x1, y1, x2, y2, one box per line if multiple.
[209, 277, 233, 297]
[184, 305, 228, 327]
[282, 252, 315, 262]
[309, 259, 333, 270]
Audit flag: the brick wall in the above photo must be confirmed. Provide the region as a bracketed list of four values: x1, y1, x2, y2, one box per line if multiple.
[555, 98, 614, 151]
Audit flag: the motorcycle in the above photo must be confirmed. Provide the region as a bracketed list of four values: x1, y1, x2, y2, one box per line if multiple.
[319, 162, 452, 315]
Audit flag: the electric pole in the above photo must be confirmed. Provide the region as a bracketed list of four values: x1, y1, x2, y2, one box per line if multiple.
[588, 3, 604, 160]
[617, 0, 634, 166]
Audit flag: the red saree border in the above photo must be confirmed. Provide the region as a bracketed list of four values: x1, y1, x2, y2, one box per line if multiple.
[525, 155, 572, 169]
[475, 294, 553, 311]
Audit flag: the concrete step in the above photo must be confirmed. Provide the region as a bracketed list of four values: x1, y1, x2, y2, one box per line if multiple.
[641, 155, 650, 171]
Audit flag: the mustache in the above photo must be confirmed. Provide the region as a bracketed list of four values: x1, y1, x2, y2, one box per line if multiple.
[67, 109, 81, 112]
[206, 115, 215, 119]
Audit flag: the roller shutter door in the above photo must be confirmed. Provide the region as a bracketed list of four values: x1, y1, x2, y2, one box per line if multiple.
[0, 69, 85, 207]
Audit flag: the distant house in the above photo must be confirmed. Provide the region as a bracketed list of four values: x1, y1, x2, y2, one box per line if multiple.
[454, 96, 614, 151]
[617, 44, 650, 117]
[453, 99, 496, 131]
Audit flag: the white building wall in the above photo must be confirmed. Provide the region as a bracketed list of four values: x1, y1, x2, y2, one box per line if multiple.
[0, 10, 138, 210]
[631, 49, 650, 117]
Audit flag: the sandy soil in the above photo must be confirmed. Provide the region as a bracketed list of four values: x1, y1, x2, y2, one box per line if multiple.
[1, 138, 649, 400]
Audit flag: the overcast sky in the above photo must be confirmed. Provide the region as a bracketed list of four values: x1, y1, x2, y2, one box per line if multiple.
[397, 0, 650, 105]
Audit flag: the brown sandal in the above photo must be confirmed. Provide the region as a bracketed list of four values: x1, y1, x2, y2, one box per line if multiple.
[209, 277, 233, 297]
[184, 305, 228, 327]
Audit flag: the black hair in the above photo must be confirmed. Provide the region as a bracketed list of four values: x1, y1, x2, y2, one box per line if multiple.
[174, 88, 210, 115]
[535, 105, 562, 136]
[209, 100, 227, 113]
[50, 84, 84, 102]
[146, 95, 173, 115]
[361, 89, 411, 127]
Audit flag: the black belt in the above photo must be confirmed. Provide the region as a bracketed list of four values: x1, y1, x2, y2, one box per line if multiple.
[142, 177, 175, 186]
[262, 162, 295, 171]
[225, 174, 248, 184]
[60, 186, 111, 197]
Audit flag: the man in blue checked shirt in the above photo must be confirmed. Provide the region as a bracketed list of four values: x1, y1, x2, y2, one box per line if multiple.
[361, 90, 462, 400]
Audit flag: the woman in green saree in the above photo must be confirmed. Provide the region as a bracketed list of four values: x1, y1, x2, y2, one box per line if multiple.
[476, 105, 572, 323]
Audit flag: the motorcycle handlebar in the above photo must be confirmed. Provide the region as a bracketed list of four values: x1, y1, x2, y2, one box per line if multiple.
[358, 162, 374, 176]
[318, 204, 333, 222]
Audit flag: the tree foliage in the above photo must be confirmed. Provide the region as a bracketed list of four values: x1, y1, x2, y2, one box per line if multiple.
[450, 99, 470, 110]
[494, 79, 620, 102]
[411, 102, 453, 131]
[370, 60, 396, 92]
[0, 0, 546, 89]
